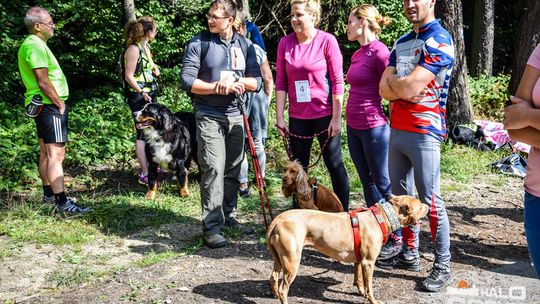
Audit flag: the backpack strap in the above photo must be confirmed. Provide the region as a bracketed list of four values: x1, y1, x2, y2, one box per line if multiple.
[236, 33, 249, 64]
[199, 31, 211, 63]
[199, 31, 249, 71]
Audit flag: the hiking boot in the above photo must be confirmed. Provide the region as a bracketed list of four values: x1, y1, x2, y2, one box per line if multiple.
[138, 173, 148, 185]
[239, 187, 251, 198]
[55, 198, 91, 214]
[203, 233, 228, 249]
[378, 238, 403, 260]
[421, 266, 452, 292]
[376, 247, 421, 272]
[225, 218, 254, 235]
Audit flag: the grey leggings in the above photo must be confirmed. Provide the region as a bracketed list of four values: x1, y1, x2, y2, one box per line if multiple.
[389, 128, 451, 269]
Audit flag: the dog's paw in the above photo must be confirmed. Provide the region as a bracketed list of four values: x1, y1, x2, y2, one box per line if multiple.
[145, 190, 156, 200]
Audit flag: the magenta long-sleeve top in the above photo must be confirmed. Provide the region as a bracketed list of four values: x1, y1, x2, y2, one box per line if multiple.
[346, 39, 390, 130]
[275, 30, 344, 119]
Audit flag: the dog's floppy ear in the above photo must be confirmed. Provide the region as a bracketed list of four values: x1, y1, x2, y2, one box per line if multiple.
[294, 163, 311, 200]
[157, 106, 171, 130]
[397, 196, 428, 226]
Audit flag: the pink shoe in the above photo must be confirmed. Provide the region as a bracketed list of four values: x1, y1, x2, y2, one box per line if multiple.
[138, 173, 148, 185]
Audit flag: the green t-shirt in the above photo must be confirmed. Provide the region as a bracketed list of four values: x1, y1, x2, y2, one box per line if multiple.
[17, 35, 69, 106]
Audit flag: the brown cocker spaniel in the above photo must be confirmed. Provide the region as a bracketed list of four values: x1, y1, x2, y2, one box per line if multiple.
[281, 161, 344, 212]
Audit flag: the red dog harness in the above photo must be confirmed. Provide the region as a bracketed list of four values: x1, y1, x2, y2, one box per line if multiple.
[348, 205, 389, 262]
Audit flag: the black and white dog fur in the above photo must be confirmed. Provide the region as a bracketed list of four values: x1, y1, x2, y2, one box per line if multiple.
[134, 103, 197, 199]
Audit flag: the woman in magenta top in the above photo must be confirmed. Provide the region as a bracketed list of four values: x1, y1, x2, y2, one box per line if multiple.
[275, 0, 349, 210]
[504, 43, 540, 277]
[346, 5, 404, 260]
[345, 4, 391, 206]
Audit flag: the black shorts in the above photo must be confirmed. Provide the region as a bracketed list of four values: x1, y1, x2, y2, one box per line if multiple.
[125, 90, 157, 140]
[35, 104, 69, 144]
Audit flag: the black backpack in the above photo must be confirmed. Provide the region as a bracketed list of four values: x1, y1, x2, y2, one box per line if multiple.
[448, 123, 494, 151]
[118, 44, 143, 93]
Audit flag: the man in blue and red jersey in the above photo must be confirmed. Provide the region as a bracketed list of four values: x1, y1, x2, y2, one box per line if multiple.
[377, 0, 454, 292]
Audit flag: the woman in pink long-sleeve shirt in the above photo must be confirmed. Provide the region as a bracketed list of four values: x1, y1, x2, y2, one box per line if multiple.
[275, 0, 349, 210]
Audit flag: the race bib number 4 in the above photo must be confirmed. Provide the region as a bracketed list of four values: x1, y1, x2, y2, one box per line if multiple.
[295, 80, 311, 103]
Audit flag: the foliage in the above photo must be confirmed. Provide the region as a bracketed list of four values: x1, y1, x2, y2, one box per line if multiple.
[250, 0, 410, 65]
[0, 0, 207, 105]
[467, 74, 510, 121]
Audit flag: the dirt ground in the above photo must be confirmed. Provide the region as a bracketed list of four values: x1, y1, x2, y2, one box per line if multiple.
[1, 173, 539, 304]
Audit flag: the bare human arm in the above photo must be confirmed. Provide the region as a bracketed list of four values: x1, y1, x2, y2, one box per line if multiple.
[260, 59, 274, 98]
[387, 65, 432, 102]
[275, 90, 288, 136]
[328, 94, 343, 137]
[124, 45, 152, 102]
[504, 65, 540, 147]
[33, 68, 65, 114]
[379, 67, 400, 101]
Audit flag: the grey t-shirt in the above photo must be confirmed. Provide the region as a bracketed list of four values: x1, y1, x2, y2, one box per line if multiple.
[181, 32, 262, 117]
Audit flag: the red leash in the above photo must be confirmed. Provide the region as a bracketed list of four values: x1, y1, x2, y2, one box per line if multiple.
[238, 95, 273, 229]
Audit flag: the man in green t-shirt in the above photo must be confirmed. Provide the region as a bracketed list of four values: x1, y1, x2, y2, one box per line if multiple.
[17, 6, 90, 214]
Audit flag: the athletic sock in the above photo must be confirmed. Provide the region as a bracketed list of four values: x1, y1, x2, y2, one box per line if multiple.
[54, 192, 68, 205]
[43, 185, 53, 197]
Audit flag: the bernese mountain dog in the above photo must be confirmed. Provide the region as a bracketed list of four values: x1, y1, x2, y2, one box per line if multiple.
[134, 103, 197, 200]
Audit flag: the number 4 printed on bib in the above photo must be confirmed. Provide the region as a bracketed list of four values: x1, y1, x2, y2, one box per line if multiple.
[295, 80, 311, 103]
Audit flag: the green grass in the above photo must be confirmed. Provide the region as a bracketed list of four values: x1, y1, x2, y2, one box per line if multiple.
[49, 266, 103, 287]
[440, 142, 509, 183]
[0, 204, 98, 245]
[134, 250, 181, 267]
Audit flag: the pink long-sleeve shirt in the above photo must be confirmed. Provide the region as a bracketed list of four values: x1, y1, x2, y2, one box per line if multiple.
[346, 39, 390, 130]
[524, 44, 540, 197]
[276, 30, 344, 119]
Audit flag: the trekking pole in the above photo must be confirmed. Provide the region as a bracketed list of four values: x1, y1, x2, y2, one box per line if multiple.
[237, 93, 274, 229]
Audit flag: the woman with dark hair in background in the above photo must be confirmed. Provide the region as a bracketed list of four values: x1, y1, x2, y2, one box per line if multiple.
[123, 16, 160, 185]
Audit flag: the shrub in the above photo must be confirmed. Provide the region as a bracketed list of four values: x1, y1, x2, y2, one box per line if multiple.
[467, 74, 510, 121]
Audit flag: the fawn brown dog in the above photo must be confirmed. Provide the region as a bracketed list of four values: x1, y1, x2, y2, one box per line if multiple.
[281, 160, 344, 212]
[267, 195, 428, 304]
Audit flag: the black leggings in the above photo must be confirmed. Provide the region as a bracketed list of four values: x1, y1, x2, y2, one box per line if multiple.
[289, 116, 350, 210]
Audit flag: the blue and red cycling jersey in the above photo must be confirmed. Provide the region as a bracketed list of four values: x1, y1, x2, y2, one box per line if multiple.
[388, 20, 454, 141]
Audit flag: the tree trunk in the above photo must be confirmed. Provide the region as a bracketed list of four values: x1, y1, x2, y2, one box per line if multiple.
[436, 0, 473, 126]
[509, 0, 540, 94]
[123, 0, 136, 24]
[471, 0, 494, 76]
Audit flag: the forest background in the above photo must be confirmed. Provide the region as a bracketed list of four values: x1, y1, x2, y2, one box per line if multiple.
[0, 0, 538, 191]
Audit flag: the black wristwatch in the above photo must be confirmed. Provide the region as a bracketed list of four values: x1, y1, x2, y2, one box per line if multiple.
[233, 74, 240, 82]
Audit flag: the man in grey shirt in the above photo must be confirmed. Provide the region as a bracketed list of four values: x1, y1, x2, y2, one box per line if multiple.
[181, 0, 261, 249]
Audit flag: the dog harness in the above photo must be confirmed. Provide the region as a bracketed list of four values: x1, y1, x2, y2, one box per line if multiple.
[348, 204, 389, 262]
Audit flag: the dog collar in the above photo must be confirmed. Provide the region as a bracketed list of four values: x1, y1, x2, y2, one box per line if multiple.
[379, 201, 401, 232]
[310, 178, 318, 204]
